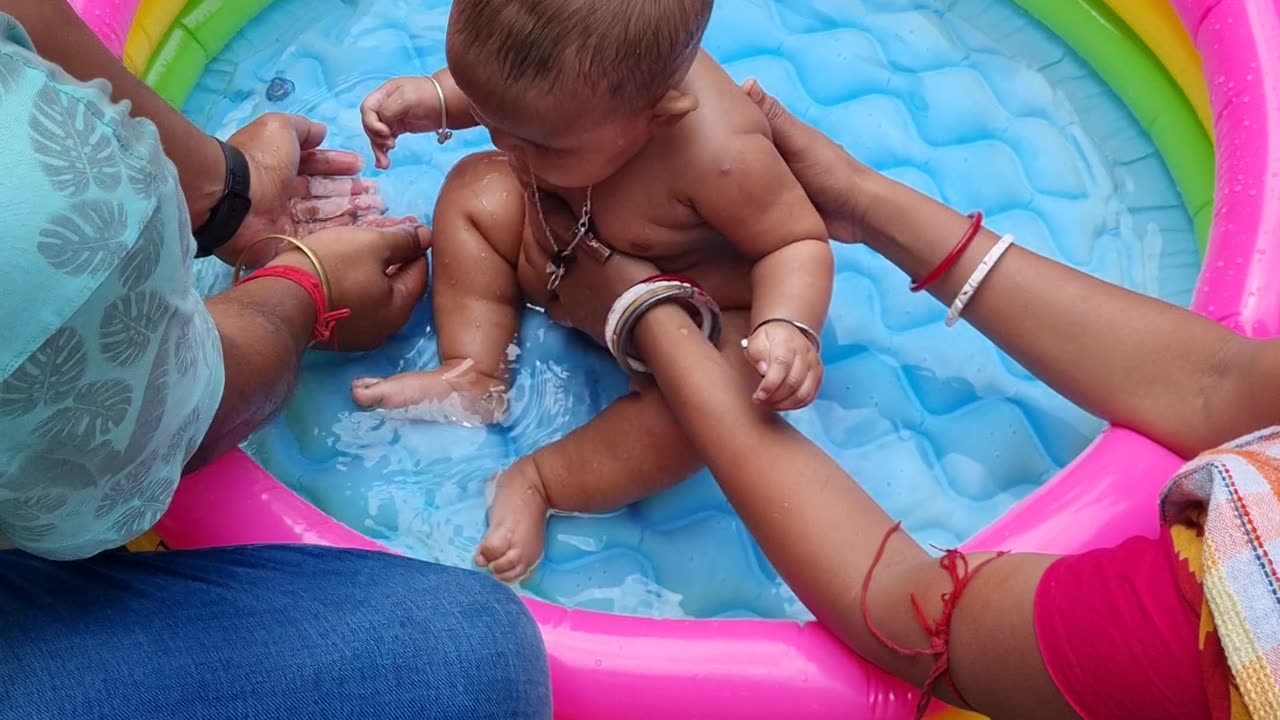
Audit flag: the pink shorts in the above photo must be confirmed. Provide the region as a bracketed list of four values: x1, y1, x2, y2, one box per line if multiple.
[1033, 528, 1210, 719]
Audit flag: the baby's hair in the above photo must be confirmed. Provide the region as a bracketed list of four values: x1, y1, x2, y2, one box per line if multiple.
[450, 0, 714, 110]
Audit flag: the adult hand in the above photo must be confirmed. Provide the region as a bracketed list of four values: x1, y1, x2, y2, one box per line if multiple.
[743, 79, 874, 246]
[270, 224, 432, 352]
[223, 114, 414, 266]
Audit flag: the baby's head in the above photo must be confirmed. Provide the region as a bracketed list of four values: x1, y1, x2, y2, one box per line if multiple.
[447, 0, 713, 187]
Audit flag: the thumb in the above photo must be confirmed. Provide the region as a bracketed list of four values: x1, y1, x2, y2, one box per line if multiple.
[387, 255, 429, 314]
[742, 79, 808, 163]
[375, 224, 432, 266]
[286, 114, 329, 152]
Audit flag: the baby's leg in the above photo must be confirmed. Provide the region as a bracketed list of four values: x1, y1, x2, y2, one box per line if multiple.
[477, 312, 764, 580]
[352, 153, 526, 423]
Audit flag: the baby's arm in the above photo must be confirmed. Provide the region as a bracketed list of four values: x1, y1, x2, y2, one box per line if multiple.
[360, 69, 480, 169]
[691, 133, 834, 409]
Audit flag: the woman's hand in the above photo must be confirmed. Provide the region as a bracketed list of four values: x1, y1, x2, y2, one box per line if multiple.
[523, 190, 658, 344]
[270, 224, 432, 351]
[222, 114, 413, 266]
[743, 79, 875, 246]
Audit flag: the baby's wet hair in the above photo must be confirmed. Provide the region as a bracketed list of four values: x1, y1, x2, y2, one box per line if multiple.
[450, 0, 714, 110]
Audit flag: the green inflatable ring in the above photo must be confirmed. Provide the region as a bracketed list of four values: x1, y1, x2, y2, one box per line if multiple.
[1011, 0, 1213, 248]
[142, 0, 1214, 251]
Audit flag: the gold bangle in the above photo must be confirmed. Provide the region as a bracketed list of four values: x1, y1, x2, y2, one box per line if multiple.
[232, 234, 334, 309]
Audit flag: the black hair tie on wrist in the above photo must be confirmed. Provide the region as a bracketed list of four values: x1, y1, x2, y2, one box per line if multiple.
[193, 138, 252, 259]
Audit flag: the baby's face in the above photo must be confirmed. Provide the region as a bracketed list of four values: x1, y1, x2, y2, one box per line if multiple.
[453, 60, 655, 188]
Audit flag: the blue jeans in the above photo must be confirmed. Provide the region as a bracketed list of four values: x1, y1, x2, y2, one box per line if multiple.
[0, 545, 551, 719]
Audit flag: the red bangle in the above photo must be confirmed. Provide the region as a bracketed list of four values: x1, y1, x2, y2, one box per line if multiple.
[909, 211, 984, 293]
[236, 265, 352, 347]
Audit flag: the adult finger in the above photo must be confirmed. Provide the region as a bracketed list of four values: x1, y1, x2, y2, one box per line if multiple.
[742, 79, 819, 165]
[286, 114, 328, 152]
[294, 194, 388, 222]
[300, 149, 364, 177]
[356, 214, 419, 228]
[293, 176, 379, 198]
[373, 224, 433, 266]
[296, 217, 355, 237]
[387, 255, 429, 315]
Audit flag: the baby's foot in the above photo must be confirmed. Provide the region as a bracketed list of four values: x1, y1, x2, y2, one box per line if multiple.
[351, 358, 508, 424]
[475, 457, 549, 583]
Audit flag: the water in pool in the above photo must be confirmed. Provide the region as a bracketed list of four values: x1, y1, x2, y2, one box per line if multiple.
[187, 0, 1200, 620]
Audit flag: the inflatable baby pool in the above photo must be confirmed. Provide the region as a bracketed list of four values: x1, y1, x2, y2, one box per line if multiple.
[71, 0, 1280, 716]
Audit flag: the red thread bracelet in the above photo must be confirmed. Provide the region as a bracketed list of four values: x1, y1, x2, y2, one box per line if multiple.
[909, 211, 983, 293]
[236, 265, 352, 347]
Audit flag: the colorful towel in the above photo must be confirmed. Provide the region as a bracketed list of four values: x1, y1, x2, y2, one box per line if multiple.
[1163, 426, 1280, 719]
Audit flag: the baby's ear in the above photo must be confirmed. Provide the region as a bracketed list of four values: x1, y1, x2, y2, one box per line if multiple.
[651, 90, 699, 128]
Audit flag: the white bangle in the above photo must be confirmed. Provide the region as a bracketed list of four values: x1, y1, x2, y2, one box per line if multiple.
[605, 281, 667, 364]
[425, 73, 453, 145]
[605, 278, 722, 374]
[945, 234, 1014, 327]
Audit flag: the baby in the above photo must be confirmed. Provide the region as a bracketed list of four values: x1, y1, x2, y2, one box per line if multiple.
[355, 0, 833, 580]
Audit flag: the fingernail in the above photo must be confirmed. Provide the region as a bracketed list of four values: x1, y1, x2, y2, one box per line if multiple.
[352, 377, 382, 389]
[757, 362, 768, 374]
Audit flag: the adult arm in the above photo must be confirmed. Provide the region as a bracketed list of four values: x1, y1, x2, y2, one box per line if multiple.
[4, 0, 393, 259]
[187, 225, 431, 470]
[3, 0, 227, 222]
[527, 204, 1073, 718]
[745, 80, 1280, 458]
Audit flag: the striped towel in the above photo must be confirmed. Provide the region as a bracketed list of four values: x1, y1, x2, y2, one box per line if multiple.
[1162, 426, 1280, 719]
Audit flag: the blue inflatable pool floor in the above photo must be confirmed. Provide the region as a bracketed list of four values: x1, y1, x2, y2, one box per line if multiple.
[187, 0, 1199, 619]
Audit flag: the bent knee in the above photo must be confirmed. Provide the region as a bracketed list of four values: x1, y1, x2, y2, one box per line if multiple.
[375, 558, 550, 712]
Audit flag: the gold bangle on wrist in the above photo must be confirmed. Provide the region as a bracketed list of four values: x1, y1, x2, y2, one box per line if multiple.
[232, 234, 334, 309]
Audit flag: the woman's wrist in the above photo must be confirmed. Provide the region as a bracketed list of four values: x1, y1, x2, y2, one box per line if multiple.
[852, 169, 998, 295]
[186, 133, 231, 230]
[632, 302, 703, 366]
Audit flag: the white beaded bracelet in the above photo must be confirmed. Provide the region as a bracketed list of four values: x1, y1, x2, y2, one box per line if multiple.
[945, 234, 1015, 327]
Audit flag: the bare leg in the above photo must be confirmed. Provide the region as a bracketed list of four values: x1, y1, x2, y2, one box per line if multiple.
[352, 153, 525, 423]
[477, 312, 763, 581]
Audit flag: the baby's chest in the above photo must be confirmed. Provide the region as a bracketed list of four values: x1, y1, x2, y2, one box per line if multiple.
[553, 177, 716, 260]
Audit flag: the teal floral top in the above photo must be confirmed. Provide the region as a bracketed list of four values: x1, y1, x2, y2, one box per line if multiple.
[0, 16, 224, 559]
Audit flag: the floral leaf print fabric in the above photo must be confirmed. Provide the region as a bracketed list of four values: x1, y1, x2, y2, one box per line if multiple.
[38, 199, 130, 276]
[29, 83, 123, 198]
[0, 14, 224, 560]
[0, 327, 87, 418]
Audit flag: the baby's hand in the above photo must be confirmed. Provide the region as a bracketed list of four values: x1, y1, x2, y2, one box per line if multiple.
[360, 77, 444, 170]
[743, 321, 823, 411]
